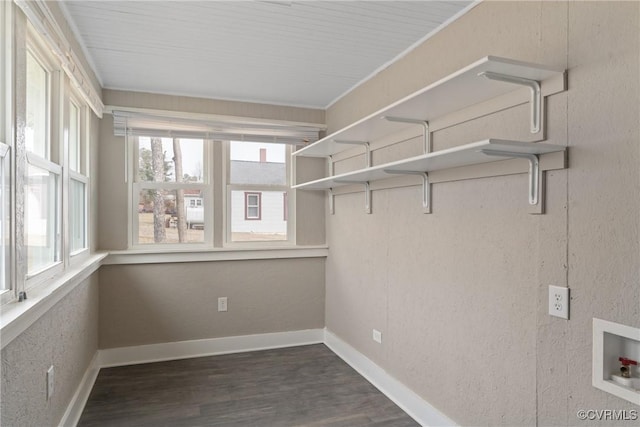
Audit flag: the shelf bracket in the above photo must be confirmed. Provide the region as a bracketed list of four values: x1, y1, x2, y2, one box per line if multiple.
[326, 155, 334, 176]
[478, 71, 542, 134]
[334, 180, 372, 214]
[328, 188, 335, 215]
[335, 140, 371, 167]
[481, 149, 540, 206]
[383, 117, 431, 154]
[384, 170, 431, 214]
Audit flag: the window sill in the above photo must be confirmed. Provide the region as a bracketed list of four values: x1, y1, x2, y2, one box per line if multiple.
[0, 252, 108, 350]
[0, 246, 328, 349]
[104, 245, 329, 265]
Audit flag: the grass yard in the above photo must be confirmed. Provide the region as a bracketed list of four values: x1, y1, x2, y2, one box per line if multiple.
[137, 213, 287, 243]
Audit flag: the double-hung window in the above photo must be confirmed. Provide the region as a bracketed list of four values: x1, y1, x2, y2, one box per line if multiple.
[131, 136, 212, 246]
[25, 47, 62, 278]
[227, 141, 292, 243]
[68, 97, 88, 256]
[0, 0, 11, 296]
[0, 142, 9, 294]
[119, 110, 317, 250]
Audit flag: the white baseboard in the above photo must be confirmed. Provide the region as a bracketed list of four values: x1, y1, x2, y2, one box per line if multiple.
[98, 328, 325, 368]
[63, 328, 454, 427]
[324, 329, 457, 427]
[58, 352, 100, 427]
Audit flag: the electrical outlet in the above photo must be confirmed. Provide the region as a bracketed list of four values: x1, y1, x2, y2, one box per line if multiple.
[548, 285, 569, 319]
[218, 297, 228, 312]
[372, 329, 382, 344]
[46, 366, 54, 400]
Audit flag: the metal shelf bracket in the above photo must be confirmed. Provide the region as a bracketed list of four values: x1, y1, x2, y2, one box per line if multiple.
[384, 170, 431, 214]
[481, 149, 540, 205]
[334, 180, 372, 214]
[328, 188, 335, 215]
[478, 71, 542, 134]
[335, 140, 371, 167]
[383, 116, 431, 154]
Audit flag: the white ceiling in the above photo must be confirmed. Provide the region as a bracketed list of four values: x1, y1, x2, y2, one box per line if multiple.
[61, 1, 473, 109]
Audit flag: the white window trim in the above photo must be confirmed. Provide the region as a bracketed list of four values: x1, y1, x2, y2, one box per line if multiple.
[69, 171, 89, 261]
[245, 192, 261, 220]
[24, 152, 63, 285]
[129, 136, 214, 249]
[224, 142, 296, 247]
[25, 42, 54, 161]
[0, 142, 10, 303]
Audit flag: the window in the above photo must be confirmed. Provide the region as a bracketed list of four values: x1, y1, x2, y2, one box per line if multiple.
[227, 141, 291, 243]
[25, 51, 49, 158]
[245, 192, 261, 220]
[0, 142, 9, 293]
[0, 1, 11, 295]
[132, 136, 211, 245]
[69, 177, 87, 253]
[121, 111, 312, 250]
[69, 100, 80, 172]
[25, 46, 61, 277]
[25, 156, 61, 275]
[68, 96, 88, 256]
[2, 10, 96, 304]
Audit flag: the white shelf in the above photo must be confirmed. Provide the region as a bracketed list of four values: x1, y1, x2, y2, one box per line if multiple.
[293, 56, 565, 158]
[293, 139, 566, 190]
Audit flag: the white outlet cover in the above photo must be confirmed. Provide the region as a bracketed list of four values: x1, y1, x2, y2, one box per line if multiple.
[549, 285, 569, 319]
[217, 297, 228, 312]
[372, 329, 382, 344]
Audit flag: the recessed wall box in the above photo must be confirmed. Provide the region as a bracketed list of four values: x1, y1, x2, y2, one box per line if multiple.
[593, 318, 640, 406]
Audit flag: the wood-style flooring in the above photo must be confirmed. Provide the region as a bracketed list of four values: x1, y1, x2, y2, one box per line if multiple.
[78, 344, 419, 427]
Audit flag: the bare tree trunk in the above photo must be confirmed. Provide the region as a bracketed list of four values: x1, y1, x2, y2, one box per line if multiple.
[173, 138, 187, 242]
[151, 137, 166, 243]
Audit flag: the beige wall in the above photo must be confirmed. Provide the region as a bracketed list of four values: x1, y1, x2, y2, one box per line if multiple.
[99, 258, 325, 349]
[325, 2, 639, 426]
[1, 275, 99, 426]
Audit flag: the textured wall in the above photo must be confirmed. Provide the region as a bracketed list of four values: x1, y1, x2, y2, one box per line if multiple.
[325, 1, 639, 426]
[99, 258, 325, 349]
[1, 275, 99, 426]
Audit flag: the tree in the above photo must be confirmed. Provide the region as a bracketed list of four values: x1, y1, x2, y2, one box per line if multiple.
[138, 142, 173, 210]
[173, 138, 187, 242]
[151, 137, 166, 242]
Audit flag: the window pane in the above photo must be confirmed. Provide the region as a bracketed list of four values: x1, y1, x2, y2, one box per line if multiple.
[138, 137, 203, 183]
[0, 151, 8, 291]
[70, 178, 86, 253]
[231, 190, 286, 242]
[69, 102, 80, 172]
[26, 164, 59, 273]
[137, 188, 205, 244]
[26, 52, 48, 158]
[230, 142, 286, 185]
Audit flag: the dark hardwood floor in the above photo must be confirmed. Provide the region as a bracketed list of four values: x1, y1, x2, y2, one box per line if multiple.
[78, 344, 419, 427]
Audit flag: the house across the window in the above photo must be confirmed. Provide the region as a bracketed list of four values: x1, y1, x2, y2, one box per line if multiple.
[229, 142, 289, 243]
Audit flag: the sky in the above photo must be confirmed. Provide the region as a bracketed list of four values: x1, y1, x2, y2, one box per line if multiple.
[138, 138, 286, 181]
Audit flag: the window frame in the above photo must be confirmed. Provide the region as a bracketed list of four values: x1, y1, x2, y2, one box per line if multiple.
[67, 91, 90, 263]
[225, 141, 295, 246]
[128, 135, 214, 248]
[0, 0, 13, 304]
[0, 142, 10, 299]
[69, 172, 88, 257]
[244, 192, 262, 220]
[24, 151, 63, 281]
[23, 31, 64, 288]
